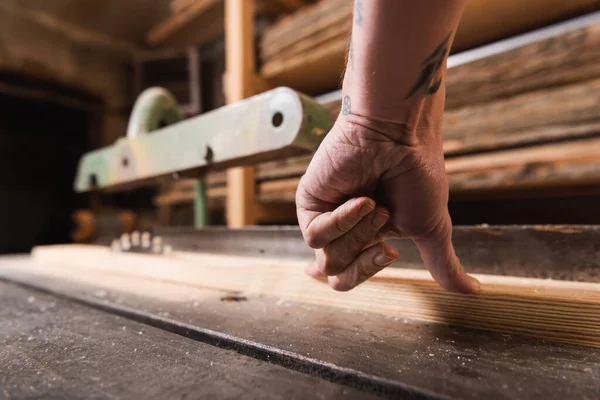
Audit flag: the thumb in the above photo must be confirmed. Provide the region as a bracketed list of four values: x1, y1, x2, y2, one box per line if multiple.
[412, 212, 480, 294]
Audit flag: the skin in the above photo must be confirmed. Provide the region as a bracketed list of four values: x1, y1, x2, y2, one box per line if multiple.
[295, 0, 480, 294]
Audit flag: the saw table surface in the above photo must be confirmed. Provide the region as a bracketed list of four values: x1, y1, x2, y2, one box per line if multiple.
[1, 255, 599, 400]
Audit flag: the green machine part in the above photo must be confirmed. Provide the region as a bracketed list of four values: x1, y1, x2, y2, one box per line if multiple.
[74, 87, 334, 228]
[126, 87, 208, 228]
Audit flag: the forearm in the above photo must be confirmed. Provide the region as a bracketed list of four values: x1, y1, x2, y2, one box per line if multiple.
[343, 0, 466, 135]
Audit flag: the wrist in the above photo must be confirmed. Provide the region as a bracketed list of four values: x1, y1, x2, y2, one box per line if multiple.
[341, 72, 446, 138]
[334, 112, 419, 148]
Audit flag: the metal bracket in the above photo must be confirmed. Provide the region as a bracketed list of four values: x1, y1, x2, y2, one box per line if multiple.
[74, 87, 332, 192]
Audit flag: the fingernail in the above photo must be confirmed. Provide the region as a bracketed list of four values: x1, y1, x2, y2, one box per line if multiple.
[372, 211, 389, 229]
[374, 252, 395, 267]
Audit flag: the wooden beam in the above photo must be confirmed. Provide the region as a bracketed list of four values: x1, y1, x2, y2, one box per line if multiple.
[259, 0, 600, 95]
[445, 137, 600, 193]
[445, 22, 600, 109]
[261, 0, 307, 12]
[25, 245, 600, 348]
[442, 78, 600, 154]
[225, 0, 257, 227]
[146, 0, 224, 49]
[323, 77, 600, 156]
[1, 2, 137, 56]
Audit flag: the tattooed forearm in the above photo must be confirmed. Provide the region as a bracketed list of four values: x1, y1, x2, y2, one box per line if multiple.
[404, 32, 452, 100]
[354, 0, 363, 26]
[348, 39, 354, 68]
[342, 95, 351, 115]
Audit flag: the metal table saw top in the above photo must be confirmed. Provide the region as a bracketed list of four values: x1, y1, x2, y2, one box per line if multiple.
[1, 252, 598, 400]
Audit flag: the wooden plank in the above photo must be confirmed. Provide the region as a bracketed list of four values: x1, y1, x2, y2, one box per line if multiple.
[262, 37, 347, 95]
[0, 282, 372, 400]
[445, 22, 600, 109]
[146, 0, 224, 49]
[2, 262, 598, 400]
[442, 78, 600, 153]
[247, 137, 600, 201]
[260, 0, 350, 60]
[323, 78, 600, 155]
[445, 137, 600, 193]
[260, 0, 600, 95]
[147, 0, 311, 49]
[157, 136, 600, 205]
[262, 0, 309, 12]
[224, 0, 257, 227]
[23, 245, 600, 348]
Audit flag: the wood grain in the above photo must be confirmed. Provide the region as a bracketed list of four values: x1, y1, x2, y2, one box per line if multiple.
[445, 137, 600, 193]
[27, 245, 600, 348]
[260, 0, 600, 95]
[445, 23, 600, 109]
[0, 283, 371, 400]
[323, 77, 600, 155]
[155, 135, 600, 207]
[224, 0, 257, 227]
[146, 0, 223, 49]
[442, 78, 600, 153]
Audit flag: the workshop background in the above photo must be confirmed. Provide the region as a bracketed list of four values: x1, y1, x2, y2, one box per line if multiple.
[2, 0, 600, 254]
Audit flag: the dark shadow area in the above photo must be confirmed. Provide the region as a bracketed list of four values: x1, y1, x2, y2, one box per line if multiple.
[0, 86, 93, 253]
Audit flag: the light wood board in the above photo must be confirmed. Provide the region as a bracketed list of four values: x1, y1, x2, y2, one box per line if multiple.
[19, 244, 600, 348]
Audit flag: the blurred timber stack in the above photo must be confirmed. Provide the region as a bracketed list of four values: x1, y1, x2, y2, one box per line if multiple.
[149, 0, 600, 226]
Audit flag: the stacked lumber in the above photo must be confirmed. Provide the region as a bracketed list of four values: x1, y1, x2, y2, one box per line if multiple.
[155, 3, 600, 224]
[211, 14, 600, 211]
[146, 0, 315, 49]
[260, 0, 600, 94]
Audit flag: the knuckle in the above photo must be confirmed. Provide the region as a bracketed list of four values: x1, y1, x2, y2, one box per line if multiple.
[334, 216, 352, 235]
[304, 229, 323, 249]
[349, 229, 371, 247]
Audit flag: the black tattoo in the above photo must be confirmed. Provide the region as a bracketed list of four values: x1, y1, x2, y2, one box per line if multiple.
[342, 95, 351, 115]
[354, 0, 363, 26]
[404, 32, 452, 100]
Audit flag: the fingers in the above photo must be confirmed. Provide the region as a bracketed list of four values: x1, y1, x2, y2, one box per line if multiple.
[412, 212, 480, 294]
[315, 206, 390, 276]
[303, 197, 375, 249]
[327, 242, 399, 292]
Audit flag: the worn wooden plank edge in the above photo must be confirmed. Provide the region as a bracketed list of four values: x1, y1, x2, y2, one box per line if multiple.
[25, 245, 600, 348]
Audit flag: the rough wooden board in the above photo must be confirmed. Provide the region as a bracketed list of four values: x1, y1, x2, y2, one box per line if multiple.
[445, 22, 600, 109]
[445, 137, 600, 192]
[146, 0, 311, 49]
[146, 0, 223, 48]
[443, 78, 600, 147]
[220, 135, 600, 200]
[151, 225, 600, 282]
[323, 79, 600, 156]
[260, 0, 600, 95]
[1, 262, 599, 400]
[261, 37, 347, 94]
[0, 8, 130, 109]
[154, 132, 600, 207]
[0, 282, 373, 400]
[260, 0, 351, 60]
[20, 245, 600, 347]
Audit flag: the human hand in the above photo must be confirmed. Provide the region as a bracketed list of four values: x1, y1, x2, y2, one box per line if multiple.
[295, 108, 480, 294]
